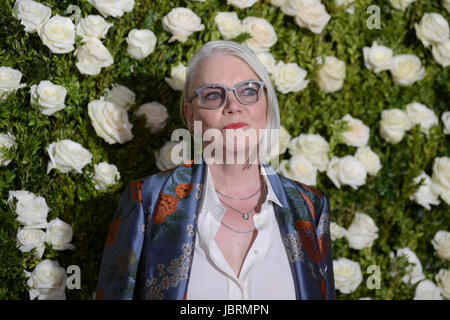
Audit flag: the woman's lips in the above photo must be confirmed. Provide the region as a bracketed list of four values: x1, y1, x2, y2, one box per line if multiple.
[222, 122, 248, 129]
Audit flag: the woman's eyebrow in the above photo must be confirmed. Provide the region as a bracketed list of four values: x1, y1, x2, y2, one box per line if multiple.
[198, 82, 221, 87]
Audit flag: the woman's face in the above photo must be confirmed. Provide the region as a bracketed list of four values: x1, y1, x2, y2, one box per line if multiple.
[183, 53, 268, 161]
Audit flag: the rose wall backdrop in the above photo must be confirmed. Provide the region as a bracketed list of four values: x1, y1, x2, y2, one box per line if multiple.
[0, 0, 449, 300]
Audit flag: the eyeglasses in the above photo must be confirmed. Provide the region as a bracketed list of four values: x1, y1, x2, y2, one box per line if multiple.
[188, 80, 265, 110]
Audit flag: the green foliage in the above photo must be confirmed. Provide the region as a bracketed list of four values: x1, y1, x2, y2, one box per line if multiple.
[0, 0, 448, 300]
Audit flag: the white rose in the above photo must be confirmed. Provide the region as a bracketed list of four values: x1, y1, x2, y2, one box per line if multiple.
[335, 0, 355, 14]
[134, 101, 169, 133]
[326, 155, 367, 190]
[0, 66, 27, 100]
[379, 108, 412, 144]
[288, 133, 329, 171]
[164, 63, 187, 91]
[93, 161, 120, 190]
[279, 155, 318, 186]
[278, 159, 289, 175]
[433, 184, 450, 205]
[103, 83, 135, 110]
[405, 102, 439, 135]
[340, 114, 370, 147]
[155, 141, 185, 171]
[443, 0, 450, 13]
[76, 15, 113, 40]
[272, 60, 309, 93]
[290, 0, 331, 34]
[389, 0, 416, 11]
[8, 190, 48, 229]
[26, 259, 67, 300]
[333, 258, 363, 294]
[431, 39, 450, 67]
[87, 0, 135, 18]
[431, 157, 450, 205]
[281, 0, 302, 16]
[0, 132, 17, 166]
[326, 156, 339, 189]
[162, 7, 204, 43]
[215, 12, 242, 40]
[46, 139, 93, 174]
[256, 52, 277, 74]
[414, 280, 443, 300]
[278, 126, 291, 156]
[435, 269, 450, 299]
[409, 172, 440, 210]
[12, 0, 51, 33]
[316, 56, 346, 93]
[330, 221, 347, 241]
[38, 15, 75, 54]
[269, 125, 291, 160]
[16, 228, 46, 258]
[415, 13, 449, 48]
[441, 111, 450, 135]
[242, 16, 277, 53]
[355, 146, 382, 176]
[87, 99, 133, 144]
[227, 0, 259, 9]
[271, 0, 287, 6]
[126, 29, 157, 60]
[431, 230, 450, 261]
[46, 218, 75, 251]
[345, 213, 379, 250]
[362, 41, 394, 73]
[390, 247, 425, 285]
[30, 80, 67, 116]
[390, 54, 426, 86]
[75, 38, 114, 76]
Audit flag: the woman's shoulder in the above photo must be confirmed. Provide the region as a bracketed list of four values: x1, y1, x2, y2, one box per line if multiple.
[131, 160, 197, 191]
[276, 173, 331, 225]
[276, 172, 329, 206]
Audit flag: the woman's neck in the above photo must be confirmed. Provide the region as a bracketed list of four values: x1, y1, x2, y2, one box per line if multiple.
[208, 162, 263, 197]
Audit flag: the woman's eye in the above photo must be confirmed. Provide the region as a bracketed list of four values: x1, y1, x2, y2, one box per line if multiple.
[204, 92, 222, 100]
[242, 88, 257, 96]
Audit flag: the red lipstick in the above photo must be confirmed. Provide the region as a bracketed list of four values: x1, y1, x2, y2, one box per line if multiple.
[222, 122, 248, 129]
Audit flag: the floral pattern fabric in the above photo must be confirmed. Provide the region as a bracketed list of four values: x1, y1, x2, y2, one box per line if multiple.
[96, 158, 335, 300]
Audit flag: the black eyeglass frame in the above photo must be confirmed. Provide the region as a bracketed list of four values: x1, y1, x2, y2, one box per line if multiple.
[187, 80, 266, 110]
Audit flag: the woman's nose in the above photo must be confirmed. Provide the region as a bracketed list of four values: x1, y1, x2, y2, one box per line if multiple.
[223, 89, 244, 113]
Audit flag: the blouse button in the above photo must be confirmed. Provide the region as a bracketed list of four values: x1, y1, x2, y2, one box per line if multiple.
[254, 249, 259, 255]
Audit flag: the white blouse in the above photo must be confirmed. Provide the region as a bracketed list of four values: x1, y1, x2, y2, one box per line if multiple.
[186, 164, 296, 300]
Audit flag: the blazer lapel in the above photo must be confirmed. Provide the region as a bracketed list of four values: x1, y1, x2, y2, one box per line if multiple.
[141, 159, 205, 300]
[264, 164, 325, 300]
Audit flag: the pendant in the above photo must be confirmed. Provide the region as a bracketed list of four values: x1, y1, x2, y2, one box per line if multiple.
[243, 213, 249, 220]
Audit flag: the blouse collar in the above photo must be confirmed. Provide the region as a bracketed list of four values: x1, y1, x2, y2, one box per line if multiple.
[199, 163, 284, 218]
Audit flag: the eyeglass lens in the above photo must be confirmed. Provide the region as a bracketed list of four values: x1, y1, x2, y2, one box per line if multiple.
[200, 81, 261, 109]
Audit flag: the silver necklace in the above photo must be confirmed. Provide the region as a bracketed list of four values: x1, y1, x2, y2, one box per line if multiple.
[220, 221, 256, 234]
[215, 186, 261, 200]
[218, 183, 267, 220]
[219, 198, 254, 220]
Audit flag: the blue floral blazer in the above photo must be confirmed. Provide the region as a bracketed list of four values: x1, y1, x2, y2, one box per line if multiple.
[95, 158, 336, 300]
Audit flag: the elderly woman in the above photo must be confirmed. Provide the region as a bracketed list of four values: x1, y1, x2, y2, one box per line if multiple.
[96, 40, 335, 300]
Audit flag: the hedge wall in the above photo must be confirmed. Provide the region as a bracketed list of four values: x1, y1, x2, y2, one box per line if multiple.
[0, 0, 448, 300]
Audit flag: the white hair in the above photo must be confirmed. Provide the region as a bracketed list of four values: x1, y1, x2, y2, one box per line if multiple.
[180, 40, 281, 164]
